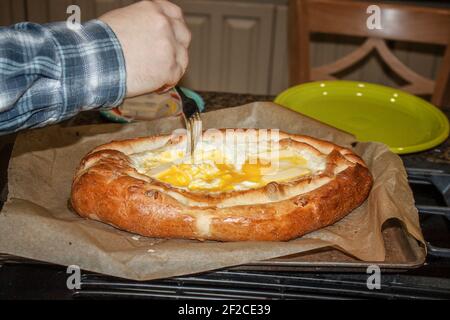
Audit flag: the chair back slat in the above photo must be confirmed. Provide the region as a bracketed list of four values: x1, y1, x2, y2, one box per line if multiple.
[289, 0, 450, 107]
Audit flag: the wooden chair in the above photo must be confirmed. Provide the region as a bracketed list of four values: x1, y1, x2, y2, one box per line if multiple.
[288, 0, 450, 107]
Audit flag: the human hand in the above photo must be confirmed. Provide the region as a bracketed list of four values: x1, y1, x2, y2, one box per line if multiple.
[100, 0, 191, 97]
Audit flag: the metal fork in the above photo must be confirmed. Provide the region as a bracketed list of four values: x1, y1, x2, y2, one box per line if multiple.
[175, 86, 202, 158]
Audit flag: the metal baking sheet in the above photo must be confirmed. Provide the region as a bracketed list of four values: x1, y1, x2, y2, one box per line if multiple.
[0, 220, 426, 273]
[236, 220, 426, 272]
[0, 132, 426, 274]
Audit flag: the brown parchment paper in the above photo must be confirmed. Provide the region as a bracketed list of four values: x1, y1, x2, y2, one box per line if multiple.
[0, 102, 425, 280]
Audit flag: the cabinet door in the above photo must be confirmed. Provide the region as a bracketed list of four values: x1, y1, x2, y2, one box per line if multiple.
[269, 4, 289, 95]
[0, 0, 26, 25]
[19, 0, 276, 94]
[173, 0, 275, 94]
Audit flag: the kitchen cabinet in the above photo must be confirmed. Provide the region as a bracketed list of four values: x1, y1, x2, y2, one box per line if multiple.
[0, 0, 26, 25]
[6, 0, 278, 94]
[172, 0, 275, 94]
[270, 4, 289, 95]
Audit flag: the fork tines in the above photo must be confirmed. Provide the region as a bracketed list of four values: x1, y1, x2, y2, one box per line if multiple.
[176, 87, 202, 159]
[186, 111, 202, 160]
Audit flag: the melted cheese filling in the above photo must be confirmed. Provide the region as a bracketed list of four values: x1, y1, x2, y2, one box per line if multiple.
[131, 144, 325, 192]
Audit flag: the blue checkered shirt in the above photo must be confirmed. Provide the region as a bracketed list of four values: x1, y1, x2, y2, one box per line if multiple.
[0, 20, 126, 135]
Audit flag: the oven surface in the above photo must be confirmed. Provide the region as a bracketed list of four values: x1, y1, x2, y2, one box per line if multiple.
[1, 165, 450, 299]
[1, 94, 450, 300]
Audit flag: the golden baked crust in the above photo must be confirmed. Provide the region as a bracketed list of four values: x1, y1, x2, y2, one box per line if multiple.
[71, 130, 373, 241]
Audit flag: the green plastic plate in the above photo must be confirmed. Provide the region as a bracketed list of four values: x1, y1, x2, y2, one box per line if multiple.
[274, 81, 449, 154]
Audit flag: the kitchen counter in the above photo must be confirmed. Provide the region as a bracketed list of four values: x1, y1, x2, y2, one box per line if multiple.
[1, 90, 448, 201]
[64, 91, 450, 170]
[201, 92, 450, 170]
[1, 91, 450, 299]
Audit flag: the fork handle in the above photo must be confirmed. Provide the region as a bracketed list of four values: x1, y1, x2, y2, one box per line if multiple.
[175, 86, 188, 102]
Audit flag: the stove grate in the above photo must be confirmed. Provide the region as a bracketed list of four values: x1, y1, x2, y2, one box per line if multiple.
[74, 270, 450, 300]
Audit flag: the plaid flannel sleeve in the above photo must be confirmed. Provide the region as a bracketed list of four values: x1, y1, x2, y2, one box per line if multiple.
[0, 20, 126, 135]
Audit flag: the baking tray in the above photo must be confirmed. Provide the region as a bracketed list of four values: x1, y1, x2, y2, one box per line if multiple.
[0, 219, 426, 272]
[0, 135, 426, 273]
[236, 219, 426, 272]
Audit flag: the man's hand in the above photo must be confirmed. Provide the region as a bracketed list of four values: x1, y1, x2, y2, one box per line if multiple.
[100, 0, 191, 97]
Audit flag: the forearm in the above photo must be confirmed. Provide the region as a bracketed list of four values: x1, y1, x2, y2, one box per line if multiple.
[0, 20, 126, 134]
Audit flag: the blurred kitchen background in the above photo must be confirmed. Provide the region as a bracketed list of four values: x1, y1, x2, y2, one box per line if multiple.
[0, 0, 449, 97]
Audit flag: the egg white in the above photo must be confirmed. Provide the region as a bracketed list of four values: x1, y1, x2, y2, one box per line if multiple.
[130, 138, 326, 191]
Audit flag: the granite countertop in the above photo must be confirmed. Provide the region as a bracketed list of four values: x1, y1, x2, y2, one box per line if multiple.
[203, 92, 450, 171]
[63, 91, 450, 171]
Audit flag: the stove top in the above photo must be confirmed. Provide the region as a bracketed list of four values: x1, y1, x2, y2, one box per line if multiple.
[1, 165, 450, 299]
